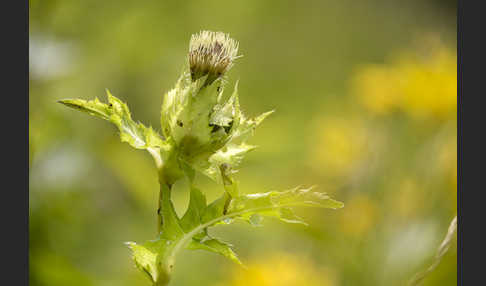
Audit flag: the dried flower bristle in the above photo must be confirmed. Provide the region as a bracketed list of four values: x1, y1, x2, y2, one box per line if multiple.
[188, 31, 239, 82]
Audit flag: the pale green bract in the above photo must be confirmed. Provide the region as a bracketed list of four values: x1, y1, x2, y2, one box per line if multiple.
[59, 30, 343, 286]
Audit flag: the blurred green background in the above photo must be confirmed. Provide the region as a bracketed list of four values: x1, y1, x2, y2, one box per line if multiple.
[29, 0, 457, 285]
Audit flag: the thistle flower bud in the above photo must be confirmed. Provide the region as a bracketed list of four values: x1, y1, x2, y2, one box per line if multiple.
[188, 31, 239, 83]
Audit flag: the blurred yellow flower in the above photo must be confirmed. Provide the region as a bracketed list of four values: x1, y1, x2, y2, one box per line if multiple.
[436, 137, 457, 209]
[449, 165, 457, 210]
[390, 179, 424, 219]
[219, 253, 337, 286]
[352, 39, 456, 120]
[339, 194, 377, 236]
[309, 116, 369, 179]
[352, 65, 401, 115]
[437, 137, 457, 178]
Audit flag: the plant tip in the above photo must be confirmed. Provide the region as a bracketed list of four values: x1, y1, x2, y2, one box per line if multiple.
[188, 30, 239, 82]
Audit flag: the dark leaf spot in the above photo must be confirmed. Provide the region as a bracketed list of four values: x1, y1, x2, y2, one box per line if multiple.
[223, 121, 234, 134]
[210, 124, 221, 133]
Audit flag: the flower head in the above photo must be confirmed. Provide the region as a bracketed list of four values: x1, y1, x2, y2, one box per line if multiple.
[188, 30, 239, 83]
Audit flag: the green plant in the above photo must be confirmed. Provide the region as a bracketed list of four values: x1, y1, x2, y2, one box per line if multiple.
[59, 30, 343, 286]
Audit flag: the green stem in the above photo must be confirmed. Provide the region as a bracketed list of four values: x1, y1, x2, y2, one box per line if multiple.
[149, 148, 165, 235]
[157, 186, 163, 235]
[157, 171, 172, 235]
[155, 178, 174, 286]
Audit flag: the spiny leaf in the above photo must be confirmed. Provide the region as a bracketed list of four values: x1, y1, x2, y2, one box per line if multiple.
[219, 163, 240, 198]
[187, 236, 242, 265]
[210, 143, 257, 167]
[209, 85, 238, 127]
[180, 186, 207, 232]
[279, 207, 308, 225]
[201, 193, 230, 224]
[193, 143, 257, 186]
[58, 97, 109, 119]
[126, 240, 173, 286]
[224, 187, 343, 225]
[159, 184, 185, 240]
[128, 186, 343, 285]
[228, 109, 274, 146]
[174, 81, 273, 187]
[229, 187, 344, 211]
[59, 90, 165, 150]
[161, 73, 221, 148]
